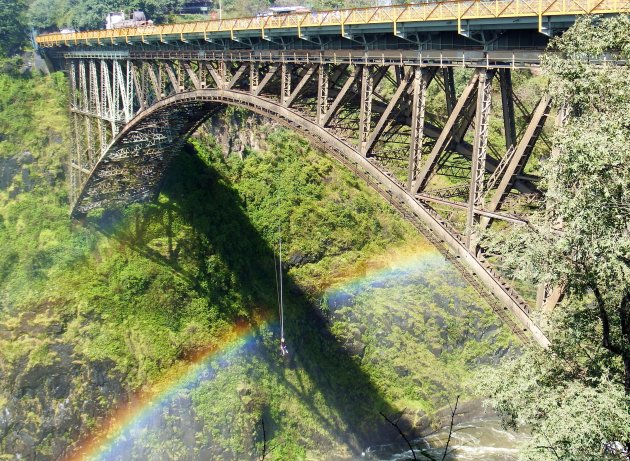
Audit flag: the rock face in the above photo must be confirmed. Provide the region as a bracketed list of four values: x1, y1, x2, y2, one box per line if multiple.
[0, 150, 63, 196]
[0, 153, 28, 192]
[0, 309, 128, 460]
[202, 110, 272, 158]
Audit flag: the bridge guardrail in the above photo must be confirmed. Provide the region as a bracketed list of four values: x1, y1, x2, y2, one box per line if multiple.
[36, 0, 630, 47]
[58, 49, 627, 70]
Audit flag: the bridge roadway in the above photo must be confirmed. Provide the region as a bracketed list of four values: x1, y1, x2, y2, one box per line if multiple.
[37, 0, 628, 347]
[36, 0, 629, 49]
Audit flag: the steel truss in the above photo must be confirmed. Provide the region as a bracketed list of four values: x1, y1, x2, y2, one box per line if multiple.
[65, 53, 556, 346]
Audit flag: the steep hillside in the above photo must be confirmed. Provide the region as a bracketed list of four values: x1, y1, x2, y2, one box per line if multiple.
[0, 64, 515, 460]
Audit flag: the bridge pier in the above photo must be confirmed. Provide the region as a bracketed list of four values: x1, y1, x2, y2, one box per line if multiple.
[406, 66, 429, 191]
[466, 68, 495, 250]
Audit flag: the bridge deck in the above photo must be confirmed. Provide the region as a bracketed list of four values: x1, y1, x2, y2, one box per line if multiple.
[36, 0, 630, 48]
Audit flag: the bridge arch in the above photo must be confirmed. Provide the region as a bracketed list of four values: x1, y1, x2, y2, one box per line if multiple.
[73, 88, 372, 217]
[73, 87, 549, 347]
[41, 0, 626, 345]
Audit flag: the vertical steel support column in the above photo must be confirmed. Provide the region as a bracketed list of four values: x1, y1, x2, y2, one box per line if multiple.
[193, 61, 208, 89]
[88, 60, 98, 115]
[407, 66, 428, 190]
[68, 60, 80, 207]
[499, 69, 517, 149]
[131, 61, 146, 111]
[198, 60, 206, 89]
[218, 61, 227, 88]
[158, 61, 165, 97]
[90, 59, 107, 157]
[281, 62, 291, 105]
[110, 60, 120, 136]
[466, 69, 495, 250]
[442, 67, 457, 116]
[84, 113, 94, 169]
[78, 60, 89, 112]
[68, 61, 78, 110]
[126, 60, 134, 121]
[77, 60, 95, 171]
[100, 60, 114, 141]
[89, 59, 106, 157]
[359, 65, 373, 155]
[84, 60, 95, 169]
[113, 60, 131, 123]
[69, 112, 81, 207]
[316, 64, 329, 125]
[249, 62, 259, 93]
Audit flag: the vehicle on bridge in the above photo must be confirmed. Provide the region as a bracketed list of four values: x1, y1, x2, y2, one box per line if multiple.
[266, 5, 311, 15]
[257, 5, 312, 17]
[105, 11, 153, 30]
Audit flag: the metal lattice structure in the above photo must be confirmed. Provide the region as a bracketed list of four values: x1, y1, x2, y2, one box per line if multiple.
[37, 0, 626, 347]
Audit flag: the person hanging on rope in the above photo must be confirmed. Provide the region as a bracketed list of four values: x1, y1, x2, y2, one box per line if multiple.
[280, 336, 288, 356]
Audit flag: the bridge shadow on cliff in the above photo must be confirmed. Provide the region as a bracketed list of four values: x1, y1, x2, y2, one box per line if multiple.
[91, 141, 415, 456]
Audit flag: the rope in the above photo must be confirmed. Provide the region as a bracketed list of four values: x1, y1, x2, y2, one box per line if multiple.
[274, 231, 288, 356]
[274, 249, 281, 325]
[279, 235, 284, 341]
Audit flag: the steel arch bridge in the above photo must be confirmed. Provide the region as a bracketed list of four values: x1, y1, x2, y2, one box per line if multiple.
[36, 0, 629, 348]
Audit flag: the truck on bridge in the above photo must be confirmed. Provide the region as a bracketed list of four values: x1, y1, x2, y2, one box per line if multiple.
[105, 11, 153, 30]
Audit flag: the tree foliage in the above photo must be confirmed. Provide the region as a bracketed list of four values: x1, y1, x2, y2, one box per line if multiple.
[0, 0, 28, 57]
[28, 0, 183, 31]
[482, 15, 630, 460]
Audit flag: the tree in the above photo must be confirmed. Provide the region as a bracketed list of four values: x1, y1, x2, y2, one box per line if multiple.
[542, 15, 630, 395]
[28, 0, 184, 31]
[28, 0, 63, 31]
[0, 0, 28, 57]
[481, 15, 630, 460]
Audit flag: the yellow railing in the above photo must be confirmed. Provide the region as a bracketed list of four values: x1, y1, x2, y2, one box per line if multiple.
[36, 0, 630, 47]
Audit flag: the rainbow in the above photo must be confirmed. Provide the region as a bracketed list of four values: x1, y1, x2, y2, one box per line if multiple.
[65, 320, 268, 461]
[322, 241, 445, 309]
[65, 242, 444, 460]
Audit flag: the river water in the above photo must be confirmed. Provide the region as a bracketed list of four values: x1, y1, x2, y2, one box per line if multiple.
[364, 415, 527, 460]
[320, 243, 529, 461]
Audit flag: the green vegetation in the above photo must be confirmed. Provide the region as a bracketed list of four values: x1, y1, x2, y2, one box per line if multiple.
[24, 0, 403, 31]
[3, 1, 627, 457]
[27, 0, 183, 30]
[0, 64, 515, 459]
[482, 16, 630, 461]
[0, 0, 29, 58]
